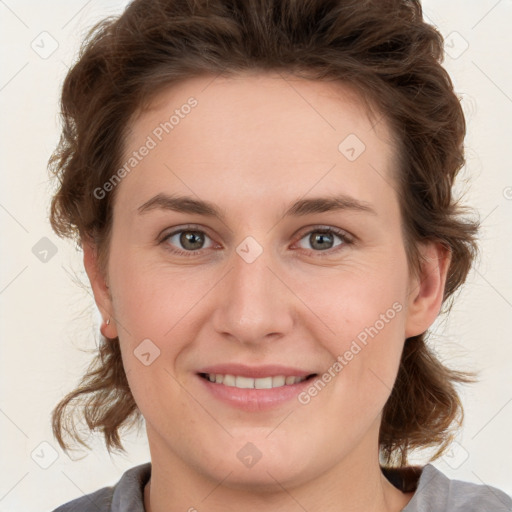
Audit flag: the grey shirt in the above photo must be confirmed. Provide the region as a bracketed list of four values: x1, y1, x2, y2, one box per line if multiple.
[52, 462, 512, 511]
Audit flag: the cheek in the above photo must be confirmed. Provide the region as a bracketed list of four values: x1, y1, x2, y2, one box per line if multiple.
[107, 253, 212, 399]
[111, 265, 192, 422]
[297, 258, 408, 408]
[108, 250, 203, 341]
[300, 258, 408, 348]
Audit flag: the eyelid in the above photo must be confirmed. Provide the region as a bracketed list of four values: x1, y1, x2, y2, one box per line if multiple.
[159, 223, 213, 242]
[293, 224, 355, 244]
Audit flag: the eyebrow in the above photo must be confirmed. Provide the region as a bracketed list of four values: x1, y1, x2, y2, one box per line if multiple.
[137, 193, 377, 220]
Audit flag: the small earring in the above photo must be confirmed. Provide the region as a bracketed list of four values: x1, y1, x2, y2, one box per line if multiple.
[106, 318, 111, 325]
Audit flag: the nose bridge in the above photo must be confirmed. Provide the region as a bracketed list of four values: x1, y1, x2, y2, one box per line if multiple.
[212, 243, 293, 343]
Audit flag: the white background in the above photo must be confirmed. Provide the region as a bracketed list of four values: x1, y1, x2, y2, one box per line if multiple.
[1, 1, 511, 510]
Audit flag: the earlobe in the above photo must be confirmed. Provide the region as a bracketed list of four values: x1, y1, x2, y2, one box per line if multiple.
[83, 240, 117, 338]
[404, 242, 451, 338]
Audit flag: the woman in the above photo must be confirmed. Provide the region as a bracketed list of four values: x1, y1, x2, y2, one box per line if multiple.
[48, 0, 512, 510]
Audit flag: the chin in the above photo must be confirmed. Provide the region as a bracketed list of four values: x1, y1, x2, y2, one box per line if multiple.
[195, 436, 324, 492]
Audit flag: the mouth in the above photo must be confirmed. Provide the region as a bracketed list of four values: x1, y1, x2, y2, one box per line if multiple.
[198, 372, 318, 389]
[196, 367, 319, 411]
[195, 363, 320, 411]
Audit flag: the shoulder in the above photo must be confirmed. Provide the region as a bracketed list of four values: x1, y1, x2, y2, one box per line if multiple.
[52, 486, 114, 512]
[51, 463, 151, 512]
[404, 464, 512, 512]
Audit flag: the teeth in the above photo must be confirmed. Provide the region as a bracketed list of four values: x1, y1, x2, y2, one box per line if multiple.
[236, 376, 254, 389]
[254, 376, 273, 389]
[223, 374, 235, 386]
[204, 373, 309, 389]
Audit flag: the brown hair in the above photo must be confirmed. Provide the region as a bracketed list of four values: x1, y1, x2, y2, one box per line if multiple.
[49, 0, 479, 466]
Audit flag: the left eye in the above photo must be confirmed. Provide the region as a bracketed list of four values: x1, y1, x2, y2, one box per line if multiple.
[295, 228, 348, 252]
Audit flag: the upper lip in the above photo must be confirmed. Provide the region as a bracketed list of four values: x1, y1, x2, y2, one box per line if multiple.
[197, 364, 317, 379]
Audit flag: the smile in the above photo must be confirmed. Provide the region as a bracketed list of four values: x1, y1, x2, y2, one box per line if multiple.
[199, 373, 315, 389]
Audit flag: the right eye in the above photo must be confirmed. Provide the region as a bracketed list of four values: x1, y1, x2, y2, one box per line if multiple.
[160, 226, 218, 256]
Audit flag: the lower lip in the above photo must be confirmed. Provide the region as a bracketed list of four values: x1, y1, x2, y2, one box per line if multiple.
[197, 375, 315, 412]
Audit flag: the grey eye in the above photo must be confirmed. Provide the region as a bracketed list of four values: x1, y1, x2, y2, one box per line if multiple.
[296, 230, 346, 251]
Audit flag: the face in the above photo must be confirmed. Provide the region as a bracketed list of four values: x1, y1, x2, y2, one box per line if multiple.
[86, 73, 446, 489]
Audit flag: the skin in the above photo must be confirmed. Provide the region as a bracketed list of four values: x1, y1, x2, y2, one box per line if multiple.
[84, 73, 450, 512]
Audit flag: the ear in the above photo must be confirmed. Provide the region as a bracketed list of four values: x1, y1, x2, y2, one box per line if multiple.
[404, 241, 451, 338]
[83, 239, 118, 339]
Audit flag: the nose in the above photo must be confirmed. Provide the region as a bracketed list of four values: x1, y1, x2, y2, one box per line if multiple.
[211, 244, 295, 346]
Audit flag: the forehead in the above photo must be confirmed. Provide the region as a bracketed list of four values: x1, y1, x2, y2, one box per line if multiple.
[117, 73, 399, 217]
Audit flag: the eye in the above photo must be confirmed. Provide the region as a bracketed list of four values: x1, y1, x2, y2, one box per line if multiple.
[159, 225, 353, 257]
[160, 226, 217, 255]
[294, 227, 352, 254]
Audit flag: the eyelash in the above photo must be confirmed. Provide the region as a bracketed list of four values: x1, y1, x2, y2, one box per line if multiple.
[159, 224, 354, 258]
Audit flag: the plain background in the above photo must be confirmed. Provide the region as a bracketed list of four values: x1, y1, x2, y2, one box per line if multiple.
[1, 1, 511, 510]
